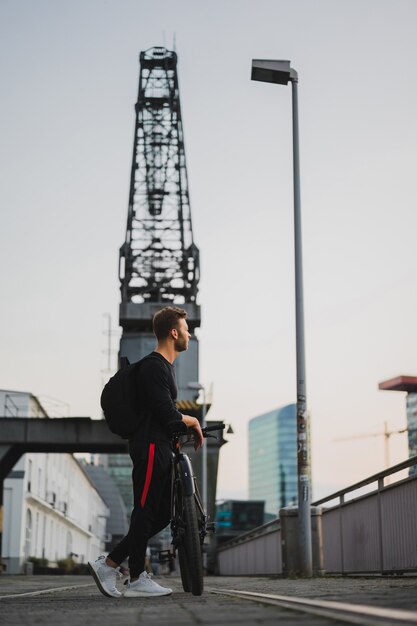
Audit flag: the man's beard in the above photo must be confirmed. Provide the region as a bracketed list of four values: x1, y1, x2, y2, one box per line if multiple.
[174, 335, 188, 352]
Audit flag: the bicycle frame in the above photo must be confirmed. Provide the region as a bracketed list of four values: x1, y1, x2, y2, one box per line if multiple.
[175, 452, 195, 497]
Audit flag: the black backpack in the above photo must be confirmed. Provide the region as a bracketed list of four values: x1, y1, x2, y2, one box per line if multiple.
[100, 356, 149, 439]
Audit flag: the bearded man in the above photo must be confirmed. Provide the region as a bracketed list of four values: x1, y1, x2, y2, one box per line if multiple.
[88, 306, 203, 598]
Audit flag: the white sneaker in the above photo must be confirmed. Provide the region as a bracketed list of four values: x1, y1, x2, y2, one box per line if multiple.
[123, 571, 172, 597]
[87, 555, 122, 598]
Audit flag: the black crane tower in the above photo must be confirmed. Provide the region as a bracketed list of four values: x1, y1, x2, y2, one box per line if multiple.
[118, 47, 201, 400]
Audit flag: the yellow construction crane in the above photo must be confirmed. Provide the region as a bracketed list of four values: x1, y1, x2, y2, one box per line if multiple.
[334, 421, 408, 469]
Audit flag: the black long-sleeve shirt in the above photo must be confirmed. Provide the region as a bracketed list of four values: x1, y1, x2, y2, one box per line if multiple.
[131, 351, 182, 444]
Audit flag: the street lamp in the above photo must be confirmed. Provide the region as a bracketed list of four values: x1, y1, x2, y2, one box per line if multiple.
[251, 58, 312, 577]
[187, 382, 208, 511]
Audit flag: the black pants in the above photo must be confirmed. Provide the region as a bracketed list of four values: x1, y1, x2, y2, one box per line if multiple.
[108, 440, 172, 578]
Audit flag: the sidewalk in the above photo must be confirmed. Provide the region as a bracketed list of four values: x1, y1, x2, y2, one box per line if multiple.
[0, 574, 416, 625]
[206, 574, 417, 612]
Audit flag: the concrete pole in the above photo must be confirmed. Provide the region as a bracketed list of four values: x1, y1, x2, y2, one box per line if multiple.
[291, 77, 313, 577]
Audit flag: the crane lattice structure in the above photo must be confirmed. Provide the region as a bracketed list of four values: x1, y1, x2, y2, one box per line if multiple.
[119, 47, 200, 313]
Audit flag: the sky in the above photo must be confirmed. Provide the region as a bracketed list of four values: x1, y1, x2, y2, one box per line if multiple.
[1, 0, 417, 503]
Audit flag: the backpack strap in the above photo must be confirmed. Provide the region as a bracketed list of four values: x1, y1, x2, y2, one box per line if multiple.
[120, 356, 130, 369]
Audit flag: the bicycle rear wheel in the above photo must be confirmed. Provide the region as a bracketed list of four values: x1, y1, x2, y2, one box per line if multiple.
[182, 493, 203, 596]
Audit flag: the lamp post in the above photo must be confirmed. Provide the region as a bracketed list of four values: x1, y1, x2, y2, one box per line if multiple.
[187, 382, 207, 511]
[251, 59, 312, 577]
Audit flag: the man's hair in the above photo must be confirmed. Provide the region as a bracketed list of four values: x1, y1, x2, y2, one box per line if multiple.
[153, 306, 187, 340]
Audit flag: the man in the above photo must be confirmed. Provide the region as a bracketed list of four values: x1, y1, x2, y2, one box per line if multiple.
[88, 306, 203, 598]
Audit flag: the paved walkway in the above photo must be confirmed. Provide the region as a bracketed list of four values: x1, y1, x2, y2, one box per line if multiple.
[0, 574, 416, 625]
[207, 575, 417, 612]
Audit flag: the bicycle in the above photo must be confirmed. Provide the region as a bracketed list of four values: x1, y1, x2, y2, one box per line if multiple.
[160, 420, 225, 596]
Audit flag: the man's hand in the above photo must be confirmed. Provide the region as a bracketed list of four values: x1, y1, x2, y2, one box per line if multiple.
[181, 415, 204, 450]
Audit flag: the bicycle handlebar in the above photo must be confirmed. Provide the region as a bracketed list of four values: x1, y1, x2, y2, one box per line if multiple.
[167, 420, 225, 441]
[202, 423, 225, 437]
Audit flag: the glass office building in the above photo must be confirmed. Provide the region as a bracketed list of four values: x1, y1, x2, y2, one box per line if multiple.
[216, 500, 265, 544]
[249, 404, 299, 517]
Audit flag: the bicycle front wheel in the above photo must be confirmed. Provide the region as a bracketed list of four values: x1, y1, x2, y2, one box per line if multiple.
[178, 544, 192, 592]
[182, 493, 203, 596]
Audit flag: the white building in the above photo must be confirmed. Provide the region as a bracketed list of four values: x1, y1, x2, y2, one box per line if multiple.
[1, 390, 109, 574]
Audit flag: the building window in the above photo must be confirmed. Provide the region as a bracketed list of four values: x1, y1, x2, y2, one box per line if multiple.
[50, 521, 54, 559]
[35, 511, 39, 558]
[27, 459, 32, 493]
[66, 531, 72, 557]
[25, 509, 32, 560]
[42, 516, 47, 559]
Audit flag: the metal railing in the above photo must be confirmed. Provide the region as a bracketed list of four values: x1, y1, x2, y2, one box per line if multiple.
[217, 455, 417, 575]
[314, 454, 417, 574]
[313, 454, 417, 506]
[4, 394, 19, 417]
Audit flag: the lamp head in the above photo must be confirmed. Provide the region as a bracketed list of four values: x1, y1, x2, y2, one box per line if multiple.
[251, 59, 296, 85]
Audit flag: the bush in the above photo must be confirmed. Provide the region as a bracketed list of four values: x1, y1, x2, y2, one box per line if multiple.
[28, 555, 88, 575]
[56, 557, 76, 573]
[28, 556, 49, 568]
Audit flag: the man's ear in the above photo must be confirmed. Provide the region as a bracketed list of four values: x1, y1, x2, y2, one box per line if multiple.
[171, 328, 179, 340]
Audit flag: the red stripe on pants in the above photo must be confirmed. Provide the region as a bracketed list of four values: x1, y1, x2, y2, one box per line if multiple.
[140, 443, 155, 508]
